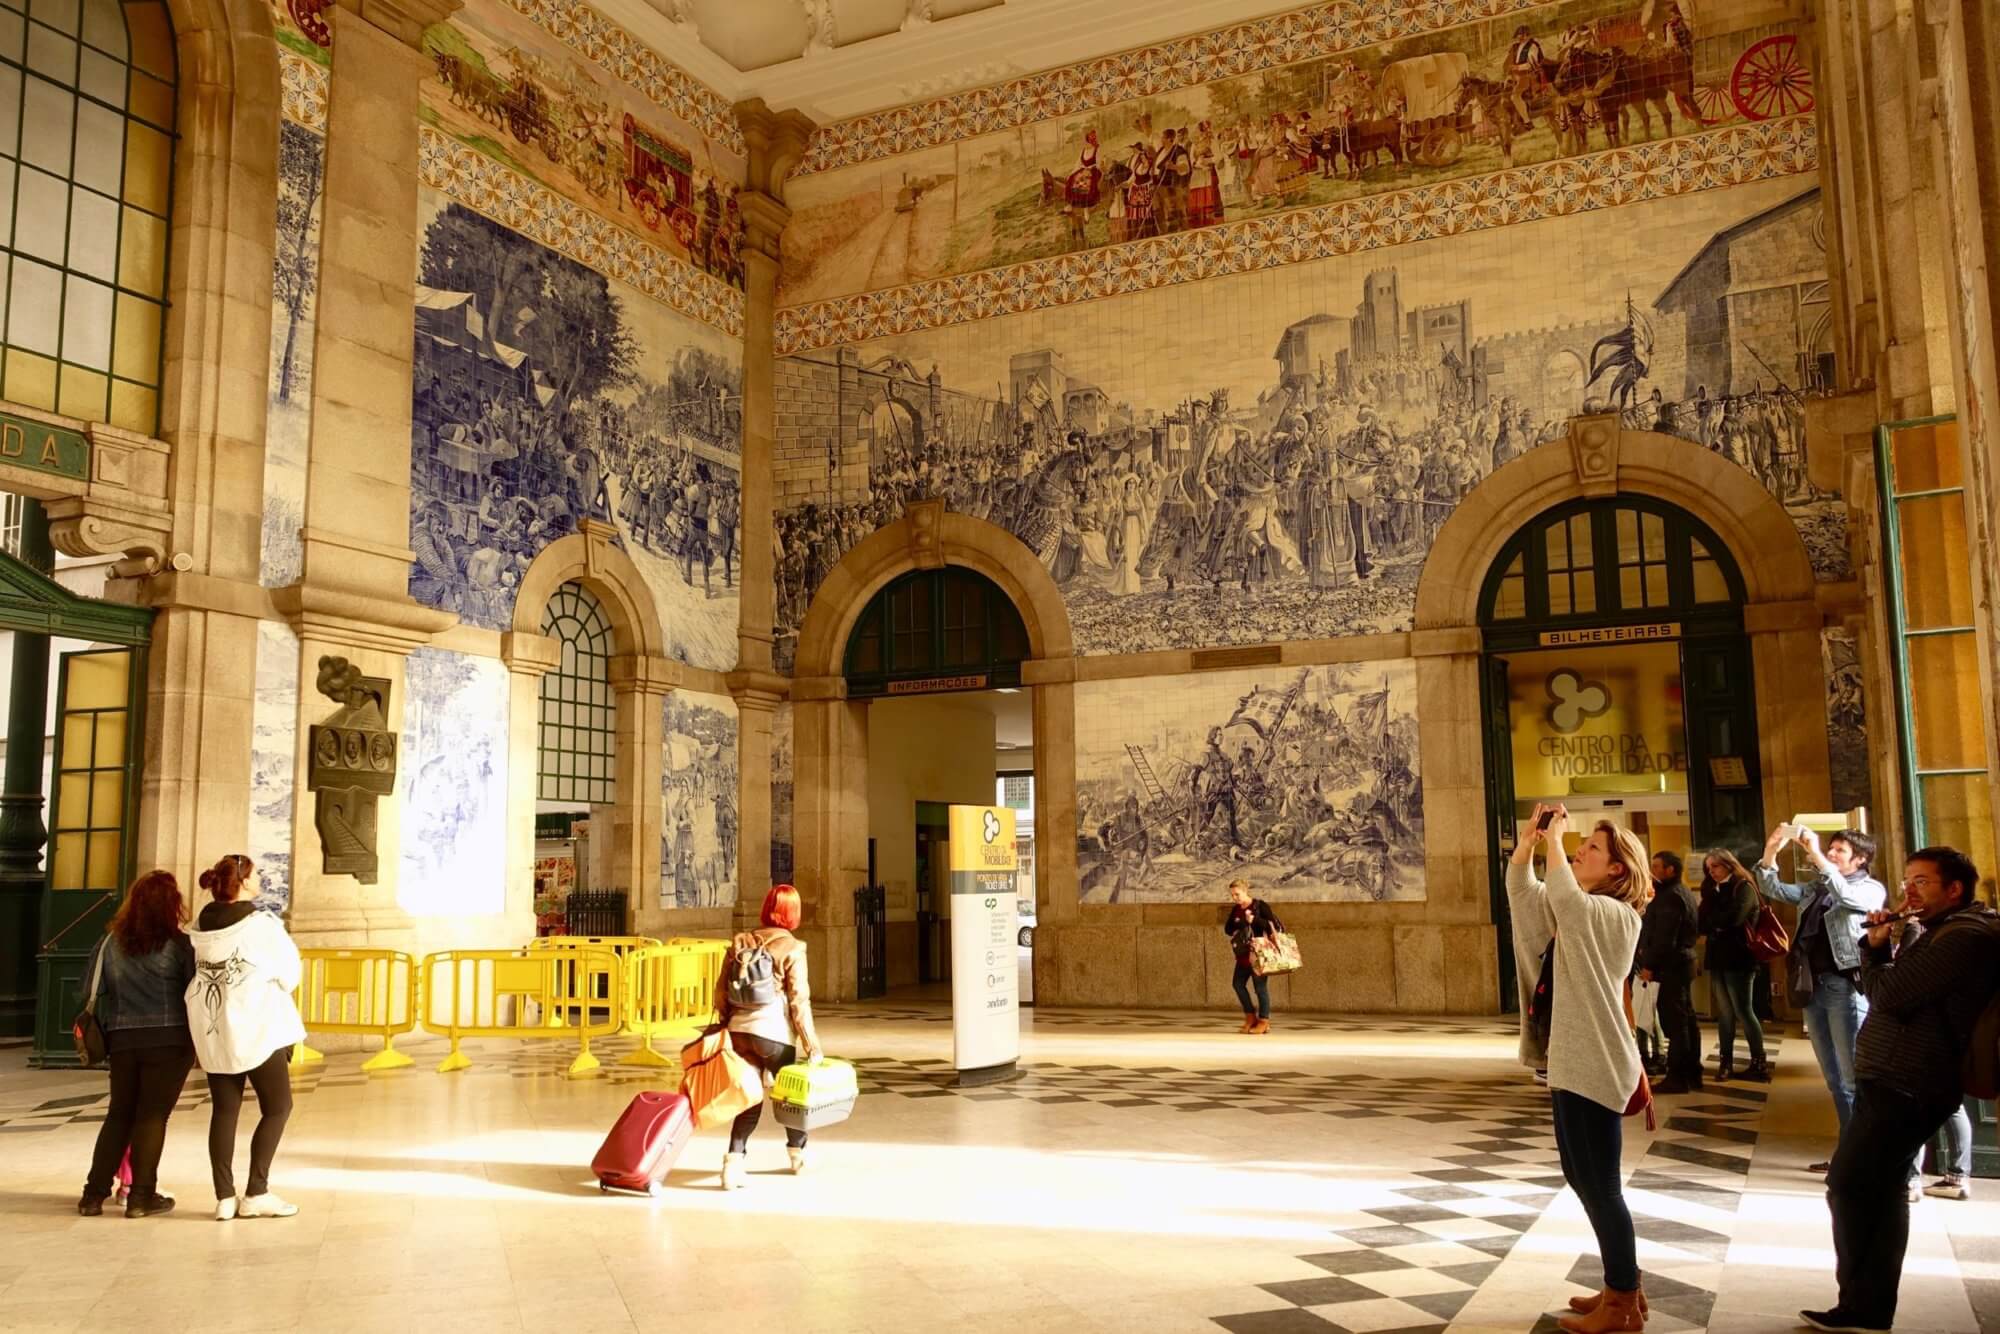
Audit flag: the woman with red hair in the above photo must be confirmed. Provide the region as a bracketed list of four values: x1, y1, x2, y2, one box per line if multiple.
[78, 871, 196, 1218]
[713, 884, 822, 1189]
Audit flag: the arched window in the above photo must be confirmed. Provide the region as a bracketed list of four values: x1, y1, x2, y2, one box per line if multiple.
[843, 566, 1028, 697]
[1479, 497, 1746, 628]
[538, 581, 616, 805]
[0, 0, 176, 431]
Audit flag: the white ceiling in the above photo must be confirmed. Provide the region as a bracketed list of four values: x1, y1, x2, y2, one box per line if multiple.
[600, 0, 1311, 125]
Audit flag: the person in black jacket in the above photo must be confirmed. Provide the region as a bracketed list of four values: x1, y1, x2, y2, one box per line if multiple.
[1696, 850, 1770, 1082]
[1805, 846, 2000, 1334]
[1638, 851, 1702, 1094]
[1223, 879, 1280, 1034]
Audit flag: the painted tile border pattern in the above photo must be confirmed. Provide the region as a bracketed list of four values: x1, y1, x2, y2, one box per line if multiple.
[775, 115, 1818, 355]
[418, 125, 747, 337]
[497, 0, 746, 159]
[279, 50, 326, 130]
[795, 0, 1560, 176]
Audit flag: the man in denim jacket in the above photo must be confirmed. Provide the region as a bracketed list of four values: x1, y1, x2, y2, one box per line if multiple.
[1756, 823, 1887, 1169]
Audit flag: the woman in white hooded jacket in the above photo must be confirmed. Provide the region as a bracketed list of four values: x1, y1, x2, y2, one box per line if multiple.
[185, 854, 305, 1221]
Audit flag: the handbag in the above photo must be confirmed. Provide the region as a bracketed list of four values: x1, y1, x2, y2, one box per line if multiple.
[678, 1027, 763, 1131]
[1744, 902, 1791, 963]
[72, 939, 109, 1068]
[1249, 931, 1303, 977]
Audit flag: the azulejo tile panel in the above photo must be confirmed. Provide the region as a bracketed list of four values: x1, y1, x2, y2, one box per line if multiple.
[418, 125, 746, 338]
[278, 50, 327, 130]
[498, 0, 746, 158]
[774, 116, 1816, 356]
[795, 0, 1558, 177]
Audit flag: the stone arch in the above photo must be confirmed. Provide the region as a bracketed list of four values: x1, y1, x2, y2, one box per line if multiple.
[1416, 417, 1817, 628]
[512, 519, 669, 661]
[794, 502, 1074, 680]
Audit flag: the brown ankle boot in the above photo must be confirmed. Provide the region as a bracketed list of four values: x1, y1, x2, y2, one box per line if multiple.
[1251, 1017, 1271, 1034]
[1559, 1286, 1645, 1332]
[1567, 1288, 1650, 1317]
[1238, 1013, 1256, 1033]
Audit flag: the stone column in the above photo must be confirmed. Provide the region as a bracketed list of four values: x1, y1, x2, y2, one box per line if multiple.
[0, 501, 52, 1035]
[726, 671, 786, 930]
[792, 685, 866, 1000]
[501, 632, 561, 936]
[1410, 629, 1500, 1014]
[608, 655, 672, 924]
[278, 0, 460, 949]
[1023, 668, 1075, 1007]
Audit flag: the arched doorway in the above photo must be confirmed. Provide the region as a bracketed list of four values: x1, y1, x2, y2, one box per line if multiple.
[1476, 494, 1762, 1004]
[790, 502, 1072, 1003]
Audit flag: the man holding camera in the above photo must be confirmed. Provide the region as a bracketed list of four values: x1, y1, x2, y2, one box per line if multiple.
[1804, 846, 1999, 1334]
[1755, 824, 1886, 1159]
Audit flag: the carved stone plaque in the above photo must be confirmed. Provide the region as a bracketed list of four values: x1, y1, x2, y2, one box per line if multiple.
[306, 656, 396, 884]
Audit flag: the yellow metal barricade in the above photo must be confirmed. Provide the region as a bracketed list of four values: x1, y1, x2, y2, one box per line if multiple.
[421, 948, 622, 1078]
[528, 935, 660, 1030]
[667, 938, 730, 1011]
[291, 949, 418, 1073]
[621, 944, 722, 1068]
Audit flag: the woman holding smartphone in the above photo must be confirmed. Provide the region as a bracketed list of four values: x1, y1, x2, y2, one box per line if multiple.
[1510, 803, 1651, 1333]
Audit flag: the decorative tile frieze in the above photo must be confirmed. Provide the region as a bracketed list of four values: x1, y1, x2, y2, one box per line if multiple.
[417, 124, 746, 337]
[795, 0, 1559, 176]
[279, 50, 328, 130]
[497, 0, 746, 158]
[774, 115, 1817, 354]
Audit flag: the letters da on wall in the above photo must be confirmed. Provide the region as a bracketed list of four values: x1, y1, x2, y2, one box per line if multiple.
[1074, 659, 1424, 905]
[307, 656, 396, 884]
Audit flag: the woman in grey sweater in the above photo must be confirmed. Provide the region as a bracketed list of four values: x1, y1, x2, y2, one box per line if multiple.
[1509, 803, 1650, 1333]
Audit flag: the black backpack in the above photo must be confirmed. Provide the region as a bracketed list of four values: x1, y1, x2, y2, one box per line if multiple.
[726, 942, 779, 1009]
[1529, 942, 1556, 1052]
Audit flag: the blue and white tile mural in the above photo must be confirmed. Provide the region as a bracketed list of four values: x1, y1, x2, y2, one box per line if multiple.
[770, 702, 793, 886]
[260, 120, 325, 589]
[397, 647, 509, 916]
[248, 621, 299, 914]
[408, 190, 744, 670]
[1074, 659, 1423, 904]
[1822, 627, 1871, 816]
[661, 691, 738, 910]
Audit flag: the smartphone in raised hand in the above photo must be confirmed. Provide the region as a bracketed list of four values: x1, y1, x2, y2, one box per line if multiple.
[1535, 808, 1556, 832]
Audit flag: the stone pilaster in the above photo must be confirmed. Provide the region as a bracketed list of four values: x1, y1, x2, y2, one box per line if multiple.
[501, 632, 561, 933]
[792, 685, 866, 1000]
[727, 669, 787, 930]
[608, 655, 674, 922]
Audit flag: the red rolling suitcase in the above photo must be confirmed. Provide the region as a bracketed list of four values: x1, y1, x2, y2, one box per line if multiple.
[592, 1091, 693, 1196]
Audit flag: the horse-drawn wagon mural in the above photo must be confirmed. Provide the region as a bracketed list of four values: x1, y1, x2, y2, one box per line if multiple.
[419, 3, 746, 290]
[779, 0, 1817, 304]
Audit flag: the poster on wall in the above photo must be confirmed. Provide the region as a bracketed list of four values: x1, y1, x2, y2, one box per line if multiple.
[948, 804, 1019, 1084]
[1074, 660, 1423, 905]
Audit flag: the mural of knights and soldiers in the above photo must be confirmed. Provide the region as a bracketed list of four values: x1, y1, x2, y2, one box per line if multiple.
[1076, 663, 1424, 904]
[780, 0, 1814, 301]
[418, 8, 748, 289]
[661, 696, 740, 911]
[410, 198, 746, 671]
[774, 180, 1844, 662]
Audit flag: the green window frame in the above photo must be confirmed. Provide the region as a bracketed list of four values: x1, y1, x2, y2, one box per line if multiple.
[843, 566, 1029, 697]
[0, 0, 177, 433]
[1876, 416, 1995, 874]
[537, 581, 616, 806]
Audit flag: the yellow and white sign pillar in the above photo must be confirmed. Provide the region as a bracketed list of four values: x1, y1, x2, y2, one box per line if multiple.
[947, 804, 1020, 1085]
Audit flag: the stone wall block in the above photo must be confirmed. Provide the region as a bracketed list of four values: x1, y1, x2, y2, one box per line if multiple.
[1136, 926, 1210, 1009]
[1392, 925, 1446, 1012]
[1053, 924, 1138, 1006]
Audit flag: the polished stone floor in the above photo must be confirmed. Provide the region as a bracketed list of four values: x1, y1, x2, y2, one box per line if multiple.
[1, 1000, 1997, 1334]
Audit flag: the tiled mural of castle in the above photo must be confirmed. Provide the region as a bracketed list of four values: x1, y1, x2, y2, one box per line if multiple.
[774, 177, 1844, 663]
[248, 621, 299, 914]
[661, 692, 738, 910]
[409, 189, 745, 670]
[1076, 660, 1423, 904]
[782, 0, 1811, 303]
[398, 648, 510, 917]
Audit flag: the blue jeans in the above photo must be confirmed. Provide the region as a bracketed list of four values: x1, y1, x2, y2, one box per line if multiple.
[1552, 1090, 1639, 1293]
[1803, 971, 1868, 1132]
[1232, 964, 1270, 1019]
[1710, 968, 1766, 1065]
[1938, 1103, 1973, 1179]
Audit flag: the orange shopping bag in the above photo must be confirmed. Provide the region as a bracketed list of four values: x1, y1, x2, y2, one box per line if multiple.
[678, 1028, 762, 1130]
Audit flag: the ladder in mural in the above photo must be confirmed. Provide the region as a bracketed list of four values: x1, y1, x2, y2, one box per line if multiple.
[1126, 744, 1167, 803]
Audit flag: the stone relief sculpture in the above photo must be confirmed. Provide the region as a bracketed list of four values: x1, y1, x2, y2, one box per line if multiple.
[307, 656, 396, 884]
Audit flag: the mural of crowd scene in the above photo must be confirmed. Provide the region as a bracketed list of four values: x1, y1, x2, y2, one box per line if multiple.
[1822, 627, 1871, 816]
[397, 648, 509, 917]
[1074, 660, 1423, 905]
[417, 1, 747, 289]
[780, 0, 1812, 303]
[409, 192, 745, 670]
[261, 118, 326, 588]
[772, 178, 1842, 662]
[770, 702, 794, 885]
[247, 621, 299, 914]
[660, 693, 739, 910]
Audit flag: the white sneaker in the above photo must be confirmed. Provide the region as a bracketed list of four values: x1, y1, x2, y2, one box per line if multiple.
[787, 1147, 807, 1176]
[720, 1153, 747, 1191]
[238, 1192, 298, 1218]
[214, 1197, 239, 1222]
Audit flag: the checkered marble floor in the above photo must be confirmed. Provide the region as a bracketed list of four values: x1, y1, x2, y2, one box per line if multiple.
[1, 1001, 1995, 1334]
